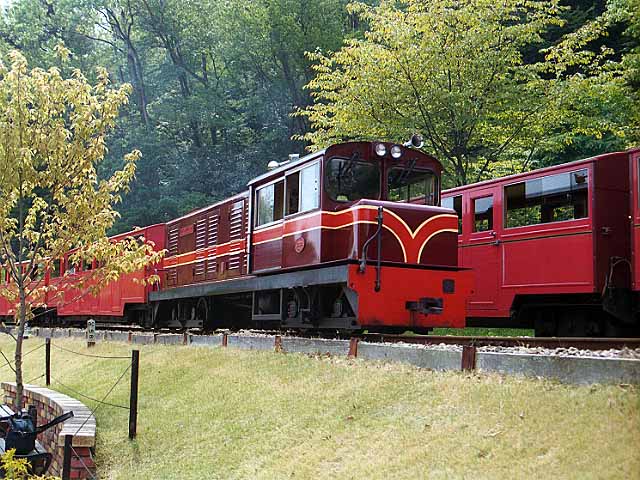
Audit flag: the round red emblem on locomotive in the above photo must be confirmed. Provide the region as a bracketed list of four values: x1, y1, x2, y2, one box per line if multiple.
[294, 236, 306, 254]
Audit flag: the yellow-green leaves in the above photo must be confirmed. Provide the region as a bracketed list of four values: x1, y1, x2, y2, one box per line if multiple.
[0, 50, 162, 316]
[297, 0, 636, 186]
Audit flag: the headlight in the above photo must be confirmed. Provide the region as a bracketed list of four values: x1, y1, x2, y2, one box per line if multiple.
[375, 143, 387, 157]
[390, 145, 402, 159]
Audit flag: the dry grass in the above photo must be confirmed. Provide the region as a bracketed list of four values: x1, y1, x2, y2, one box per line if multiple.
[0, 336, 637, 479]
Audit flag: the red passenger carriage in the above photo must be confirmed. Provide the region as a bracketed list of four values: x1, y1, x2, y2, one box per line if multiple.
[0, 224, 165, 326]
[443, 148, 640, 336]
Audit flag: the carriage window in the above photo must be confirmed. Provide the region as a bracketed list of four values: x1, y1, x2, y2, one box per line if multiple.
[505, 169, 588, 228]
[286, 162, 320, 215]
[442, 195, 462, 233]
[325, 157, 380, 202]
[256, 180, 284, 227]
[388, 168, 437, 205]
[473, 196, 493, 232]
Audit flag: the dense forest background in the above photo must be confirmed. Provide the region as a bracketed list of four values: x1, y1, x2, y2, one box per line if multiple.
[0, 0, 637, 233]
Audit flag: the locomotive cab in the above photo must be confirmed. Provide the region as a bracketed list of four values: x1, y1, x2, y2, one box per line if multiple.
[246, 141, 471, 332]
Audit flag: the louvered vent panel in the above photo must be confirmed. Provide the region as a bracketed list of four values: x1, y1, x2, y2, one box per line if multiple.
[207, 213, 219, 246]
[229, 201, 244, 240]
[195, 261, 205, 276]
[228, 252, 241, 270]
[195, 219, 207, 249]
[168, 228, 179, 256]
[167, 267, 177, 285]
[207, 257, 217, 274]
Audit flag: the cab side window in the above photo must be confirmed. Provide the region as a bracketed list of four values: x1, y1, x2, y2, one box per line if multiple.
[51, 259, 61, 278]
[286, 163, 320, 216]
[256, 180, 284, 227]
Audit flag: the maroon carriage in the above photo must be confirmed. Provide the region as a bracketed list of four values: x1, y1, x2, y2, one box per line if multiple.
[443, 148, 640, 336]
[151, 140, 472, 333]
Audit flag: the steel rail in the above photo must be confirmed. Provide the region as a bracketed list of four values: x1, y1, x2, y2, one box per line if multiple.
[354, 334, 640, 351]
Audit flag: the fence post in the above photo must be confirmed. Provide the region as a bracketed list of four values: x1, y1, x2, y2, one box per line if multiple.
[129, 350, 139, 439]
[348, 337, 359, 358]
[461, 345, 477, 371]
[62, 434, 72, 480]
[45, 338, 51, 386]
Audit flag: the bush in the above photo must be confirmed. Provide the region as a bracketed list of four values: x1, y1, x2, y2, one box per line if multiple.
[0, 449, 59, 480]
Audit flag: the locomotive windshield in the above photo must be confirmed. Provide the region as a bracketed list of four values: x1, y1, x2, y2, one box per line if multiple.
[325, 156, 380, 202]
[388, 166, 437, 205]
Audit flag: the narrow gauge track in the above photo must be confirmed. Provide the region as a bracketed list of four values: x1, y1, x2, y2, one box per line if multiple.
[48, 324, 640, 351]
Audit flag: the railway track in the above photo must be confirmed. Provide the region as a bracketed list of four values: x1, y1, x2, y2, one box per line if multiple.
[355, 334, 640, 351]
[68, 324, 640, 351]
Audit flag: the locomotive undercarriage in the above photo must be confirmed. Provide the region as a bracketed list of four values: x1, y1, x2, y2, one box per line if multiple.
[254, 284, 359, 331]
[148, 283, 359, 332]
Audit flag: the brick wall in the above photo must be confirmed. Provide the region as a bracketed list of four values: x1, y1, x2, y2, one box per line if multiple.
[2, 383, 96, 479]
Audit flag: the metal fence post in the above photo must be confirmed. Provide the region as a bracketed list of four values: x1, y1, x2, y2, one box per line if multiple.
[45, 338, 51, 386]
[62, 434, 72, 480]
[129, 350, 139, 439]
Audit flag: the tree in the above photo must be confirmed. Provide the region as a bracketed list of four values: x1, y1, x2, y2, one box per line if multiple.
[0, 49, 162, 409]
[298, 0, 636, 186]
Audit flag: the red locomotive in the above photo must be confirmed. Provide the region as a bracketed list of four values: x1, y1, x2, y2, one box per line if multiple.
[442, 147, 640, 337]
[0, 140, 473, 333]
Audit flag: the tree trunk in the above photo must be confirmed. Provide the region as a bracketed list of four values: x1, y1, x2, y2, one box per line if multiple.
[14, 284, 27, 411]
[127, 45, 151, 127]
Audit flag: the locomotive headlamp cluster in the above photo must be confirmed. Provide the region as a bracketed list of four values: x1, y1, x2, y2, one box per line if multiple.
[390, 145, 402, 159]
[375, 143, 387, 157]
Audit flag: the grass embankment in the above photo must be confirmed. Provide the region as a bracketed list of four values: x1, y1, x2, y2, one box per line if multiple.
[0, 336, 637, 479]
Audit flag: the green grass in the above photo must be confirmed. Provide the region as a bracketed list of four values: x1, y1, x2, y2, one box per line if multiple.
[0, 336, 638, 479]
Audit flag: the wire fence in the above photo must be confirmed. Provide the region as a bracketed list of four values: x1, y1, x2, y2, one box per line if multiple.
[50, 342, 131, 360]
[0, 342, 44, 371]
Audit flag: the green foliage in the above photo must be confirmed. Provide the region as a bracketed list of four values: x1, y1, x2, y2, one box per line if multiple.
[0, 0, 361, 233]
[0, 0, 637, 216]
[298, 0, 638, 186]
[1, 449, 59, 480]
